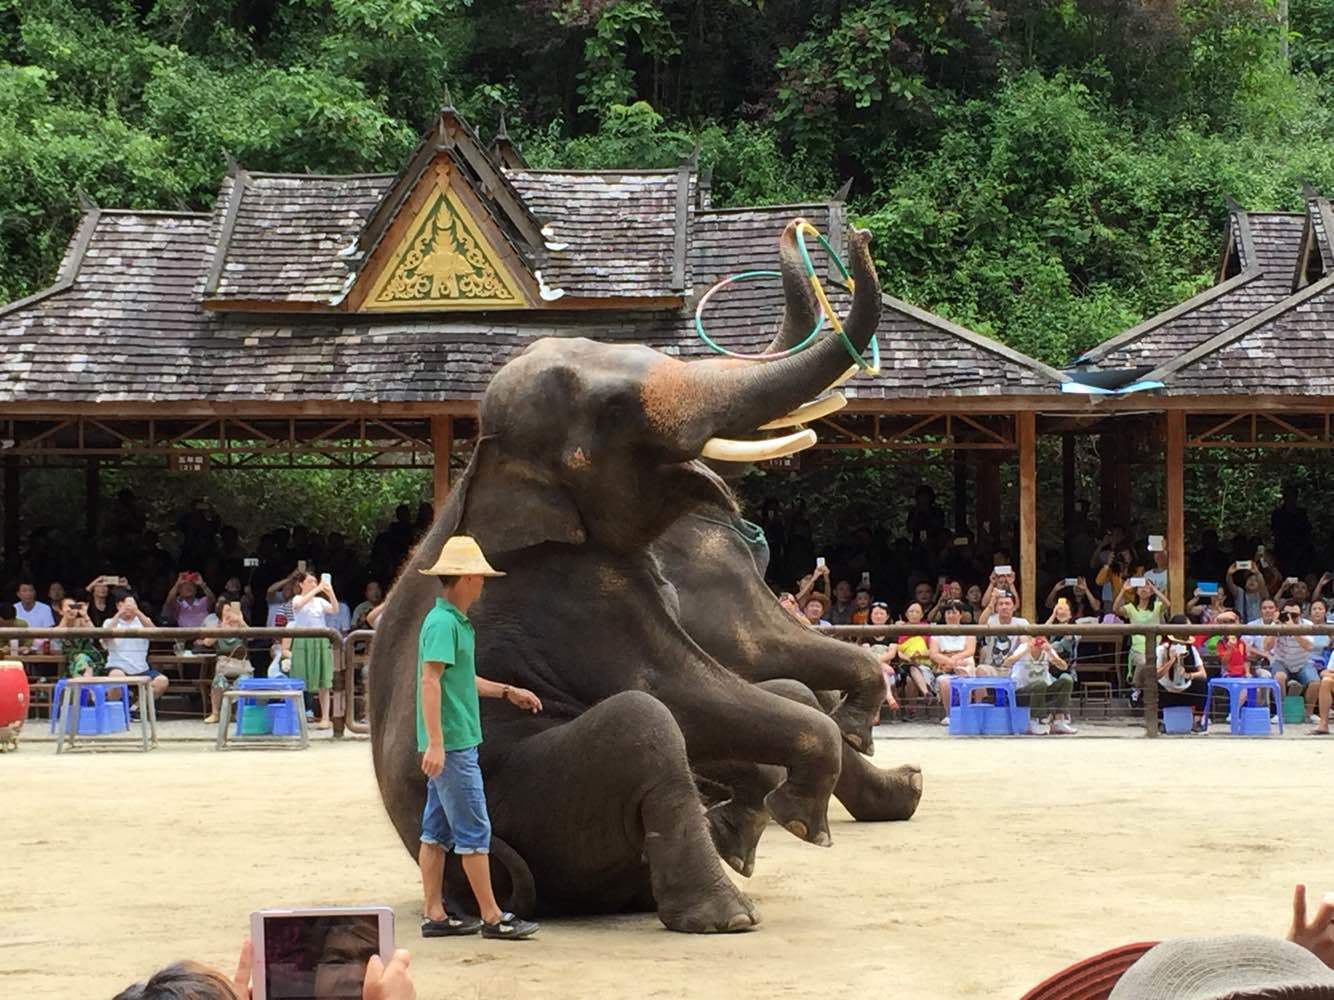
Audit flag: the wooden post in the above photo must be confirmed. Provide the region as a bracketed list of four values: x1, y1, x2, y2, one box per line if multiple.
[430, 415, 453, 511]
[1165, 411, 1186, 610]
[952, 449, 968, 533]
[3, 456, 18, 569]
[1061, 432, 1075, 564]
[975, 452, 1000, 549]
[1017, 412, 1038, 618]
[85, 457, 100, 540]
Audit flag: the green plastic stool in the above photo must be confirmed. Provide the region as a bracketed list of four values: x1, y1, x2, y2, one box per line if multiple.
[1283, 695, 1308, 724]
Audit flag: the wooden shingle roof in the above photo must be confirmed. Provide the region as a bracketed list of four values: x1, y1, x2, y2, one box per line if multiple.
[1075, 207, 1305, 371]
[0, 200, 1064, 404]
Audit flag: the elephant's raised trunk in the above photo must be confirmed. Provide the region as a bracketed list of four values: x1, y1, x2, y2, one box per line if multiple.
[680, 223, 879, 451]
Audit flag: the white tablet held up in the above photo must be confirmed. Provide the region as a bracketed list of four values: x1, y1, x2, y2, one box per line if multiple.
[250, 906, 394, 1000]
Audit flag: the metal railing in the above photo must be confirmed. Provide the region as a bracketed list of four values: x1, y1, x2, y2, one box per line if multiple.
[818, 622, 1334, 736]
[7, 621, 1330, 740]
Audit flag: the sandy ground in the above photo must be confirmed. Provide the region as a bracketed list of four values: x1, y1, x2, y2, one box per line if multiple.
[4, 728, 1332, 1000]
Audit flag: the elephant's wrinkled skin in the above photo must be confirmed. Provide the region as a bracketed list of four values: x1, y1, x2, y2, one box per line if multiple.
[653, 510, 924, 878]
[371, 223, 881, 933]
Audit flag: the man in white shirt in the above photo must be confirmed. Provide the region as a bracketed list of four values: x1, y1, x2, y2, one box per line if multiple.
[14, 581, 54, 629]
[104, 591, 168, 710]
[981, 591, 1028, 673]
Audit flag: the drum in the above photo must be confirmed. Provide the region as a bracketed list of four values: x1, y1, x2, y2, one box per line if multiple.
[0, 660, 30, 732]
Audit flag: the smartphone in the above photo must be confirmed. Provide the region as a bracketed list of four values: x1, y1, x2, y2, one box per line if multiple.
[1257, 545, 1265, 556]
[815, 557, 826, 569]
[1237, 560, 1253, 571]
[1196, 582, 1219, 596]
[952, 536, 970, 547]
[297, 560, 308, 574]
[1147, 535, 1164, 552]
[320, 572, 332, 586]
[250, 906, 394, 1000]
[1063, 577, 1078, 587]
[244, 557, 260, 568]
[1285, 576, 1298, 585]
[995, 565, 1013, 577]
[860, 571, 871, 588]
[1129, 576, 1147, 588]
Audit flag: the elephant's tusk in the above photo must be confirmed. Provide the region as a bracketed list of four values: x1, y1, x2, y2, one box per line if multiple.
[758, 392, 847, 430]
[701, 428, 817, 463]
[828, 364, 861, 390]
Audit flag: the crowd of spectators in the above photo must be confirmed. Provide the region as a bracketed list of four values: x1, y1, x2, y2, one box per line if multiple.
[764, 487, 1334, 736]
[0, 490, 420, 720]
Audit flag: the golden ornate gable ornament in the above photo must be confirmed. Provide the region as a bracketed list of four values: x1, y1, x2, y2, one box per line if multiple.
[362, 178, 528, 310]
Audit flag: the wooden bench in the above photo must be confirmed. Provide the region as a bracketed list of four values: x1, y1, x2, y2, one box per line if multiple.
[149, 653, 217, 716]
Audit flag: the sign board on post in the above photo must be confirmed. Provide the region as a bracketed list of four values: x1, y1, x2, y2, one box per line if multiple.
[169, 453, 210, 473]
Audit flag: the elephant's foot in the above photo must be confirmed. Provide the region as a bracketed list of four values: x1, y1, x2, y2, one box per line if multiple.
[763, 782, 832, 847]
[837, 760, 924, 822]
[658, 876, 761, 934]
[829, 691, 879, 757]
[706, 798, 771, 877]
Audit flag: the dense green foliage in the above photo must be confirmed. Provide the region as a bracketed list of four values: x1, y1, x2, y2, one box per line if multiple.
[6, 0, 1334, 365]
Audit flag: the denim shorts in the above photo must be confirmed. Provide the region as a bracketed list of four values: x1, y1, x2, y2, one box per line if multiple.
[420, 745, 492, 855]
[1281, 663, 1323, 688]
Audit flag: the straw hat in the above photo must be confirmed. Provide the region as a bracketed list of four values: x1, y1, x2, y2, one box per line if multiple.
[1108, 936, 1334, 1000]
[417, 536, 506, 578]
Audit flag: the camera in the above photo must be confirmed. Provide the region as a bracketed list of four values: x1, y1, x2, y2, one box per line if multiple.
[1282, 611, 1299, 623]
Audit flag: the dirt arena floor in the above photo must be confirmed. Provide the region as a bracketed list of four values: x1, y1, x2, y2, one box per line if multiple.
[5, 730, 1332, 999]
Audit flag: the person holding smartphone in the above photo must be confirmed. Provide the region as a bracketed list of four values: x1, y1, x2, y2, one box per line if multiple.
[1156, 616, 1208, 731]
[54, 597, 104, 679]
[165, 571, 215, 629]
[1113, 577, 1169, 698]
[291, 572, 337, 730]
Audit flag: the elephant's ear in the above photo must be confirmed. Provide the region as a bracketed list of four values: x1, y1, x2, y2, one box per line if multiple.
[458, 437, 587, 555]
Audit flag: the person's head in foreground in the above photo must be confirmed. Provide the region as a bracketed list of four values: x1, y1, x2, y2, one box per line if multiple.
[1023, 884, 1334, 1000]
[113, 940, 416, 1000]
[418, 535, 505, 610]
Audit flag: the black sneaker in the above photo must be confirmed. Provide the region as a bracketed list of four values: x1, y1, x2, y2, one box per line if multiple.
[481, 912, 539, 940]
[421, 914, 482, 937]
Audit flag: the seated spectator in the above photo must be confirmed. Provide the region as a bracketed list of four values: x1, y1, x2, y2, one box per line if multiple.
[14, 581, 54, 629]
[54, 597, 104, 678]
[46, 580, 66, 612]
[793, 562, 830, 612]
[1043, 597, 1080, 674]
[802, 592, 831, 627]
[266, 568, 303, 627]
[980, 567, 1019, 617]
[218, 575, 252, 623]
[826, 579, 856, 625]
[1275, 575, 1313, 614]
[777, 592, 805, 622]
[1156, 615, 1208, 731]
[103, 589, 168, 711]
[1005, 634, 1076, 735]
[860, 602, 899, 713]
[1095, 545, 1138, 608]
[165, 571, 215, 629]
[978, 590, 1028, 674]
[928, 600, 975, 721]
[352, 581, 383, 631]
[1043, 576, 1100, 619]
[1144, 548, 1169, 593]
[911, 579, 936, 610]
[1244, 598, 1281, 676]
[1229, 559, 1270, 623]
[0, 603, 32, 654]
[200, 599, 254, 724]
[1264, 600, 1319, 700]
[850, 586, 872, 625]
[1312, 659, 1334, 735]
[1305, 600, 1331, 722]
[925, 579, 965, 623]
[1187, 584, 1228, 624]
[1113, 578, 1169, 698]
[83, 575, 122, 627]
[1213, 610, 1250, 679]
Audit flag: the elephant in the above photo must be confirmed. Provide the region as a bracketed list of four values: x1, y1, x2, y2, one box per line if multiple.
[371, 220, 884, 933]
[651, 507, 925, 879]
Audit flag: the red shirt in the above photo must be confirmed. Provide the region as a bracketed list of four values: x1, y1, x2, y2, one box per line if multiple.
[1217, 637, 1248, 677]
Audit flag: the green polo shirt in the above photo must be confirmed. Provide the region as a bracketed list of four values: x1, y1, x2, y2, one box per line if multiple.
[416, 597, 482, 753]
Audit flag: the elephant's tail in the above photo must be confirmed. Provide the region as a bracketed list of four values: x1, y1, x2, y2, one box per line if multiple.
[444, 834, 538, 918]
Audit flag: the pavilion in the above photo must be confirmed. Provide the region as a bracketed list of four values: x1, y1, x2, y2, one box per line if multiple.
[3, 99, 1332, 616]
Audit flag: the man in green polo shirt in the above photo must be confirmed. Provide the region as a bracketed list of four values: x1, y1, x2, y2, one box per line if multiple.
[416, 535, 542, 941]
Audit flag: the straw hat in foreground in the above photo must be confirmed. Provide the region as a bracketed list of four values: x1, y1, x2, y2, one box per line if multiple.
[418, 536, 506, 578]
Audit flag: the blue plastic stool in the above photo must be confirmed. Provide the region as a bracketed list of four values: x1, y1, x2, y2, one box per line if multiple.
[947, 677, 1021, 735]
[234, 678, 305, 737]
[50, 679, 130, 736]
[1202, 677, 1284, 734]
[1162, 705, 1194, 734]
[1235, 706, 1273, 737]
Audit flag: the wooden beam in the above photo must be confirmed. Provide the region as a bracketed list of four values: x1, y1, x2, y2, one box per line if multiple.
[1017, 411, 1037, 618]
[976, 452, 1001, 550]
[952, 450, 967, 533]
[1165, 410, 1186, 610]
[431, 415, 453, 511]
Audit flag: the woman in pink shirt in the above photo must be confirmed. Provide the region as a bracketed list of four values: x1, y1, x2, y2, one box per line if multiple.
[165, 572, 215, 629]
